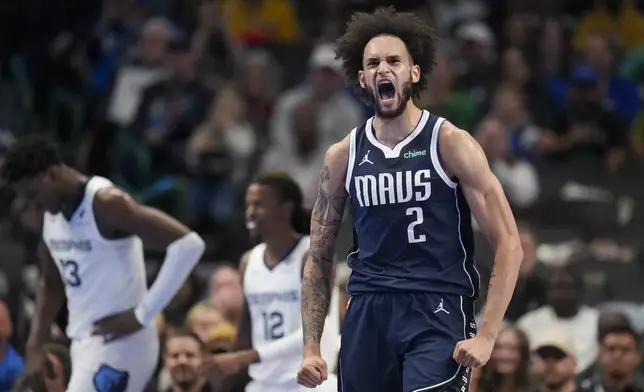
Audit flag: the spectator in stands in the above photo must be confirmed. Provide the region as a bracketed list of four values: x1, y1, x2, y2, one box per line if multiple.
[220, 0, 300, 45]
[238, 49, 281, 144]
[186, 304, 225, 343]
[539, 64, 628, 173]
[104, 17, 175, 128]
[10, 343, 70, 392]
[573, 0, 644, 51]
[208, 265, 244, 325]
[163, 329, 213, 392]
[518, 264, 599, 373]
[186, 86, 256, 225]
[268, 42, 363, 161]
[578, 324, 644, 392]
[0, 301, 23, 390]
[132, 35, 214, 177]
[532, 328, 579, 392]
[583, 34, 640, 124]
[474, 327, 533, 392]
[420, 50, 478, 131]
[453, 21, 497, 110]
[476, 117, 540, 208]
[262, 98, 324, 207]
[504, 223, 548, 321]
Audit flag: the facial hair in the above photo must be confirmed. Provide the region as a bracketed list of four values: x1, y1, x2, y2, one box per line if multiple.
[363, 78, 414, 119]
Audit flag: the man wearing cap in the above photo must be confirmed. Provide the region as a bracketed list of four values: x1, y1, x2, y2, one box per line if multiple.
[533, 329, 578, 392]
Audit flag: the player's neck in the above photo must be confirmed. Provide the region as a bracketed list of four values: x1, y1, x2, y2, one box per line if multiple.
[263, 228, 301, 261]
[373, 103, 422, 145]
[59, 168, 89, 218]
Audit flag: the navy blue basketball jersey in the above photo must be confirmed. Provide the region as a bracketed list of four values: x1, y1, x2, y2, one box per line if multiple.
[345, 110, 480, 298]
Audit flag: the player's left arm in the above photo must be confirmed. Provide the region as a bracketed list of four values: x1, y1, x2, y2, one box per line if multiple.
[440, 123, 523, 342]
[94, 188, 205, 327]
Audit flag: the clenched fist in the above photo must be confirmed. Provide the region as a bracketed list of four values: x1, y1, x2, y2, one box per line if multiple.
[297, 355, 328, 388]
[453, 335, 495, 368]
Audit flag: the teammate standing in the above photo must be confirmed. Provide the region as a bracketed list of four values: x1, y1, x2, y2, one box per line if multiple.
[0, 135, 205, 391]
[207, 173, 338, 392]
[298, 8, 523, 392]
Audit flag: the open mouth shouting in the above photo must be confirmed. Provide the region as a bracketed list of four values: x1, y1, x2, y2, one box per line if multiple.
[377, 80, 396, 106]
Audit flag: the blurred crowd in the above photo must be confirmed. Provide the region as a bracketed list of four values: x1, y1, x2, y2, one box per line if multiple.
[1, 0, 644, 391]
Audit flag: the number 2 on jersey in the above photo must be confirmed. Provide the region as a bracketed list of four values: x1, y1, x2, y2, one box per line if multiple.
[406, 207, 427, 243]
[60, 259, 81, 287]
[262, 311, 284, 340]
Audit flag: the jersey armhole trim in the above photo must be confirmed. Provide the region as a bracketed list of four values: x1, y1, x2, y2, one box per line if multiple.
[429, 117, 458, 189]
[345, 127, 358, 193]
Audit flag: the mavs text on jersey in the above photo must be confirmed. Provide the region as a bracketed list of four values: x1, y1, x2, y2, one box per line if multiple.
[345, 110, 480, 297]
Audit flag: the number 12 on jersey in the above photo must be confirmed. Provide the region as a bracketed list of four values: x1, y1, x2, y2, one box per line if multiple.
[262, 311, 284, 340]
[406, 207, 427, 243]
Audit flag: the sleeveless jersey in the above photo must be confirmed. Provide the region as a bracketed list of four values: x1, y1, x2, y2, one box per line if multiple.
[42, 176, 147, 339]
[345, 110, 480, 298]
[244, 236, 340, 385]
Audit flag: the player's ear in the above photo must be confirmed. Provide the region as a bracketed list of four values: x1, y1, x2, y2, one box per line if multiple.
[411, 64, 420, 84]
[358, 70, 366, 89]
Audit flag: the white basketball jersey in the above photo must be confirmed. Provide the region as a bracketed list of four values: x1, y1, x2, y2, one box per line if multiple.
[244, 236, 340, 385]
[42, 176, 147, 339]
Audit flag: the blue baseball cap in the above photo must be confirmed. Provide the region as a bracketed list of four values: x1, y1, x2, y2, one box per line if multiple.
[570, 64, 598, 86]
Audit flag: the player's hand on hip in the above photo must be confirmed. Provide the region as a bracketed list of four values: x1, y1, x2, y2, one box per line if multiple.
[453, 335, 495, 368]
[92, 308, 143, 343]
[297, 355, 328, 388]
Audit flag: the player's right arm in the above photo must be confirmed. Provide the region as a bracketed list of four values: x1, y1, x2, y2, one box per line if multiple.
[301, 138, 349, 356]
[26, 242, 65, 370]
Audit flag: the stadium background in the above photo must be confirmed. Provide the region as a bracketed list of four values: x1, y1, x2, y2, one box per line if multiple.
[1, 0, 644, 390]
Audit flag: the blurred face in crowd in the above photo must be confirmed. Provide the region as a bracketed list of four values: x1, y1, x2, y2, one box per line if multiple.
[164, 335, 204, 389]
[188, 305, 225, 343]
[476, 118, 509, 160]
[536, 347, 576, 390]
[599, 332, 641, 381]
[359, 35, 420, 119]
[540, 19, 563, 63]
[505, 14, 528, 49]
[491, 87, 526, 128]
[312, 66, 343, 99]
[427, 53, 454, 93]
[169, 50, 196, 80]
[244, 63, 271, 99]
[209, 267, 244, 323]
[139, 27, 169, 66]
[503, 49, 530, 87]
[492, 329, 525, 375]
[0, 302, 12, 341]
[585, 35, 613, 75]
[547, 271, 581, 318]
[245, 184, 292, 239]
[293, 102, 319, 156]
[518, 228, 537, 276]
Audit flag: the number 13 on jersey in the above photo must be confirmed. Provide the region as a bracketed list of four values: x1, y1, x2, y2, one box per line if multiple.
[406, 207, 426, 243]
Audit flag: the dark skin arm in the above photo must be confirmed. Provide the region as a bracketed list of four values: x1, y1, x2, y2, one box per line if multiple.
[26, 242, 65, 372]
[91, 187, 194, 340]
[302, 140, 348, 356]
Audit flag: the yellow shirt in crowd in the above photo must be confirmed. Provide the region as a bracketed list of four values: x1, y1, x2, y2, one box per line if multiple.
[220, 0, 299, 45]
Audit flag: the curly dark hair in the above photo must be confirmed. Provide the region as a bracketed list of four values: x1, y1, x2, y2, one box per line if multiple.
[336, 7, 437, 98]
[0, 134, 62, 184]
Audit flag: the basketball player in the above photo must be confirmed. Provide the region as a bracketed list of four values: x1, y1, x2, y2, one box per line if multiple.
[298, 8, 524, 392]
[205, 173, 339, 392]
[0, 135, 205, 391]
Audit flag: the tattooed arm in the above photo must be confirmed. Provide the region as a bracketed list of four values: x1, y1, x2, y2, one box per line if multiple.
[302, 139, 349, 356]
[440, 123, 523, 341]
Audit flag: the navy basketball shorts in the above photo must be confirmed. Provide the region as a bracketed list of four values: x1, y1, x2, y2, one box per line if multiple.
[338, 292, 477, 392]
